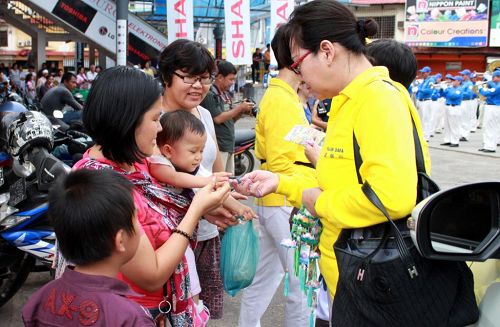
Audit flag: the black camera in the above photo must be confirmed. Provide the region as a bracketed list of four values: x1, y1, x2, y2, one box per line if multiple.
[244, 98, 259, 117]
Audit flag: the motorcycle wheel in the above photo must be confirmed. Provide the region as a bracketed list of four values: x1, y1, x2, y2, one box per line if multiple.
[0, 251, 36, 307]
[234, 149, 255, 178]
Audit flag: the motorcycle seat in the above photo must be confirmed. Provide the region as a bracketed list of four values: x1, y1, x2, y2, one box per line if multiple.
[235, 129, 255, 146]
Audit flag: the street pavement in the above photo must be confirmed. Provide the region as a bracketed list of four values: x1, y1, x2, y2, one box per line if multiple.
[2, 100, 500, 326]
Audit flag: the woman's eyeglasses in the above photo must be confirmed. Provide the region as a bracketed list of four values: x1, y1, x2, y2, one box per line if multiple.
[173, 72, 214, 85]
[290, 51, 311, 75]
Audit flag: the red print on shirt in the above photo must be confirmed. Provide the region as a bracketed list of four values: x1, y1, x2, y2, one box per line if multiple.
[78, 299, 100, 326]
[42, 289, 100, 325]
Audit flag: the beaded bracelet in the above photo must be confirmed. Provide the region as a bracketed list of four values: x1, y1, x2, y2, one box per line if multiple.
[172, 228, 193, 242]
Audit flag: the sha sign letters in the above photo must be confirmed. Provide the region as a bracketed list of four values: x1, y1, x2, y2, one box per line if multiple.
[270, 0, 295, 66]
[167, 0, 194, 42]
[224, 0, 252, 65]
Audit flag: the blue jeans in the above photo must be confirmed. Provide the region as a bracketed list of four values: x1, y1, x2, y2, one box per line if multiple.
[62, 110, 82, 124]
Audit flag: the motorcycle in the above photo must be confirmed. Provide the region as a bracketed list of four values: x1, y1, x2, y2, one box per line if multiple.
[0, 107, 68, 307]
[234, 129, 255, 178]
[50, 111, 93, 166]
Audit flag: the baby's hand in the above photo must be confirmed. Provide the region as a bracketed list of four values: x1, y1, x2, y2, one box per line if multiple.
[212, 172, 231, 184]
[231, 203, 257, 221]
[240, 204, 257, 221]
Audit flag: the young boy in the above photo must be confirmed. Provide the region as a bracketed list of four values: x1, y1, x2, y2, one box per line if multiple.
[22, 169, 155, 326]
[149, 110, 253, 223]
[149, 110, 230, 190]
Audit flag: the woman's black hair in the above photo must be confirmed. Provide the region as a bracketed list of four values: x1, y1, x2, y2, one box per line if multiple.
[49, 169, 136, 266]
[271, 24, 293, 69]
[287, 0, 378, 55]
[83, 66, 162, 165]
[158, 39, 216, 87]
[157, 110, 206, 147]
[366, 39, 417, 89]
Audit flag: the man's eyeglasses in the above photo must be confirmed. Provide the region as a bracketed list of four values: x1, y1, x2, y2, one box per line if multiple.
[173, 72, 214, 85]
[290, 51, 311, 75]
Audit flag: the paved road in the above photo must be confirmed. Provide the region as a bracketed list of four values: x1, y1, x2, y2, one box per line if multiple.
[3, 114, 500, 326]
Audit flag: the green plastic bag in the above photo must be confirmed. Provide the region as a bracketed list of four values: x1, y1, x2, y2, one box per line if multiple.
[220, 220, 259, 296]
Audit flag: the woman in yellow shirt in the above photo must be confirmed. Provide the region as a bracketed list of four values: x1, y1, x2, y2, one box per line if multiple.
[236, 0, 429, 299]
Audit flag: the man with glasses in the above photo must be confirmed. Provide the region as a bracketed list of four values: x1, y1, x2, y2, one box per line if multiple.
[200, 60, 254, 173]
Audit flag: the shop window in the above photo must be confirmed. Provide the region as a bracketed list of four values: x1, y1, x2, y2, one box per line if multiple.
[0, 31, 7, 47]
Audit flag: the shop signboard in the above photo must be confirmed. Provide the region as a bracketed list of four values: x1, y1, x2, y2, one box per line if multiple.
[491, 0, 500, 46]
[404, 0, 489, 47]
[28, 0, 167, 64]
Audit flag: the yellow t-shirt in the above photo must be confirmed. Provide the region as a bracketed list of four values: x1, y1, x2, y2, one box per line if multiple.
[255, 77, 316, 207]
[277, 66, 431, 296]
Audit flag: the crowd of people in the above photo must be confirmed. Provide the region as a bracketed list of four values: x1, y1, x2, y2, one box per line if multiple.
[10, 0, 495, 326]
[412, 66, 500, 152]
[0, 62, 104, 103]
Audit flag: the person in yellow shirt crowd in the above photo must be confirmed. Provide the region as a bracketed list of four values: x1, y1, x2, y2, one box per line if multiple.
[238, 25, 315, 327]
[234, 0, 429, 313]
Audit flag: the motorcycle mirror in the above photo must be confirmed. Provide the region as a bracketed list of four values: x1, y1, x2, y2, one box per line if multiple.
[11, 157, 35, 178]
[409, 182, 500, 261]
[53, 110, 64, 119]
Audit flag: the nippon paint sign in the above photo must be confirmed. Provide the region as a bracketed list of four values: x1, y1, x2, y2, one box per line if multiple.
[404, 0, 489, 47]
[27, 0, 167, 64]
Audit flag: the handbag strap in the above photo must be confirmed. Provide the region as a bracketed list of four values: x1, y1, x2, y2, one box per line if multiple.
[352, 80, 422, 279]
[362, 182, 419, 279]
[353, 119, 425, 182]
[353, 79, 427, 181]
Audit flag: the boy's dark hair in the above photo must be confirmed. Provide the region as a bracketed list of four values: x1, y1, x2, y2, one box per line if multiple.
[49, 169, 136, 266]
[271, 24, 293, 69]
[83, 66, 162, 165]
[159, 39, 216, 87]
[157, 110, 206, 147]
[61, 72, 75, 84]
[216, 60, 237, 77]
[366, 39, 417, 89]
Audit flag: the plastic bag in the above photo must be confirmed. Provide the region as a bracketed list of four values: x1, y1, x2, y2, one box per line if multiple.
[220, 220, 259, 296]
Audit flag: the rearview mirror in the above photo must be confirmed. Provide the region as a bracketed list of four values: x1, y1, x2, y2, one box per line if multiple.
[409, 182, 500, 261]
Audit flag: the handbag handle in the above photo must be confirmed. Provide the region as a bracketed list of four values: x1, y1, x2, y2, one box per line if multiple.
[362, 182, 419, 279]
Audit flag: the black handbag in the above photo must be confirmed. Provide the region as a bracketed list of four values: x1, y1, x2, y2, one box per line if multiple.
[331, 113, 479, 326]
